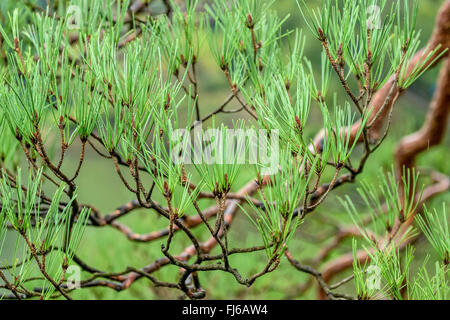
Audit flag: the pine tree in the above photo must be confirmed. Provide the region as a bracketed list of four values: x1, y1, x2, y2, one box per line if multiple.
[0, 0, 448, 300]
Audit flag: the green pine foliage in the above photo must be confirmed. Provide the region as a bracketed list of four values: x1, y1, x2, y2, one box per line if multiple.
[0, 0, 447, 300]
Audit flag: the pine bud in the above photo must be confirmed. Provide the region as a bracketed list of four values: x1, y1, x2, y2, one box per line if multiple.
[295, 115, 302, 129]
[15, 128, 22, 141]
[337, 43, 343, 57]
[318, 27, 325, 41]
[285, 80, 290, 91]
[220, 56, 226, 70]
[402, 39, 410, 53]
[165, 93, 171, 111]
[247, 14, 254, 28]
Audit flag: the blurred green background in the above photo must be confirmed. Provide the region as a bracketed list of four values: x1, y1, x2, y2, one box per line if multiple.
[1, 0, 449, 299]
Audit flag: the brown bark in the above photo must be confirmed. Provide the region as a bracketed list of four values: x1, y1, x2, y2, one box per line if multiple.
[395, 57, 450, 171]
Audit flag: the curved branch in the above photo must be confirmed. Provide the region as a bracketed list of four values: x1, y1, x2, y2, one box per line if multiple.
[395, 57, 450, 171]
